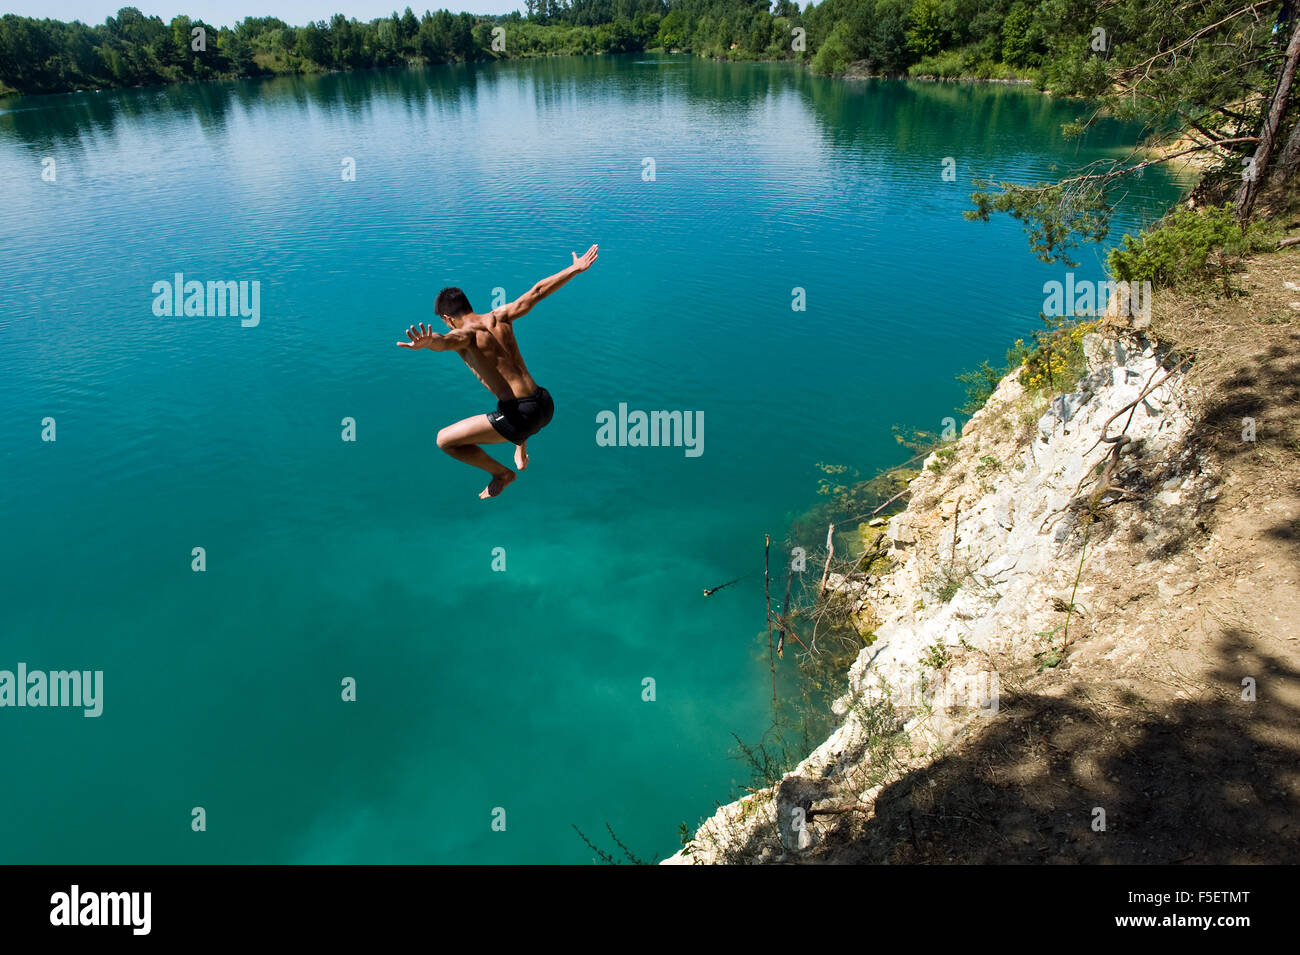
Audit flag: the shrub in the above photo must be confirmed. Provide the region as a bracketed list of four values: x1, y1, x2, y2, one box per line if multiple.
[811, 24, 852, 74]
[1040, 36, 1109, 96]
[923, 642, 952, 668]
[1017, 317, 1096, 395]
[908, 47, 964, 78]
[1107, 204, 1263, 289]
[955, 360, 1005, 414]
[926, 447, 956, 473]
[953, 315, 1096, 418]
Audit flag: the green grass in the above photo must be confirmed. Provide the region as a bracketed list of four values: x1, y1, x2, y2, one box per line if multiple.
[926, 447, 957, 474]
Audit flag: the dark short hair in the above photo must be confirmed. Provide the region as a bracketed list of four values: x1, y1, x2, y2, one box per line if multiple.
[435, 287, 473, 318]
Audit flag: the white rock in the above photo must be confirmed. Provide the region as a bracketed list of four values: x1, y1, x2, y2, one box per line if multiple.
[1082, 333, 1113, 371]
[667, 331, 1196, 865]
[888, 515, 917, 544]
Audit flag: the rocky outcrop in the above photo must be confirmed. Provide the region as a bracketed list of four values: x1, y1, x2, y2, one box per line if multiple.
[667, 331, 1218, 864]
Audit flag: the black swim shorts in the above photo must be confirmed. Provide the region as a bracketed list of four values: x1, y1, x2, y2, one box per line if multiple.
[487, 387, 555, 445]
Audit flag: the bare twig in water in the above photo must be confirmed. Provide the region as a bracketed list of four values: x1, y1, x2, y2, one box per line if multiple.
[572, 823, 654, 865]
[778, 560, 793, 659]
[702, 571, 751, 597]
[819, 523, 836, 597]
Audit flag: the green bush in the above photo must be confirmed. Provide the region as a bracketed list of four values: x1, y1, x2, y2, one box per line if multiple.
[810, 23, 852, 74]
[906, 43, 1027, 80]
[907, 47, 964, 78]
[1040, 36, 1109, 97]
[926, 447, 956, 473]
[923, 641, 952, 666]
[968, 57, 1030, 81]
[1107, 204, 1264, 289]
[955, 360, 1005, 414]
[1016, 317, 1095, 395]
[954, 315, 1095, 416]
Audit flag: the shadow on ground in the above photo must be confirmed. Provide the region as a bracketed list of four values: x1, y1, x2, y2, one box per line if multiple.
[811, 627, 1300, 863]
[1195, 332, 1300, 457]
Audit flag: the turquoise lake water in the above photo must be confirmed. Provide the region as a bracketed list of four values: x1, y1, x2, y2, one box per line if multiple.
[0, 54, 1183, 863]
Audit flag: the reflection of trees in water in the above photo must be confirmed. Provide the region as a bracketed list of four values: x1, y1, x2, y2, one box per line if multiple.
[800, 74, 1166, 176]
[0, 54, 800, 153]
[0, 61, 477, 151]
[0, 54, 1182, 223]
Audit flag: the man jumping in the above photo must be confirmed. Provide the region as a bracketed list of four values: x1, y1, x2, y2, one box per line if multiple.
[397, 244, 599, 499]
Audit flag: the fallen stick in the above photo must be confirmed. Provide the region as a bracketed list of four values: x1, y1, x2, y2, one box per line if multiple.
[702, 572, 751, 597]
[818, 523, 836, 597]
[1085, 357, 1190, 457]
[772, 618, 810, 652]
[868, 486, 912, 518]
[951, 496, 962, 562]
[778, 560, 793, 659]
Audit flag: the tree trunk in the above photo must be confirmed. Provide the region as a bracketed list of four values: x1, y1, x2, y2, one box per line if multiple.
[1237, 20, 1300, 218]
[1270, 107, 1300, 188]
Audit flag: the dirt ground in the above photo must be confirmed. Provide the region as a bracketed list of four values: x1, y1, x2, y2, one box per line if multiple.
[806, 250, 1300, 864]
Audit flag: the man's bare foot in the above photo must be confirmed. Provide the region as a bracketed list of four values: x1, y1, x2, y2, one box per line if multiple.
[515, 442, 528, 471]
[479, 470, 516, 499]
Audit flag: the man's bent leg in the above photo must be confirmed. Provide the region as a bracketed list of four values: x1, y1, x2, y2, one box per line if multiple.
[436, 415, 516, 498]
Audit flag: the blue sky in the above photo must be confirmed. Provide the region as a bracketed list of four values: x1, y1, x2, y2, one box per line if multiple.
[0, 1, 521, 27]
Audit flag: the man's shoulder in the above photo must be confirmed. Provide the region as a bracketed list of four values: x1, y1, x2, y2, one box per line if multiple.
[464, 309, 506, 328]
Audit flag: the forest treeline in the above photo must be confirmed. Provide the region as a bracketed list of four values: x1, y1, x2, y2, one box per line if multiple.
[1, 0, 1278, 97]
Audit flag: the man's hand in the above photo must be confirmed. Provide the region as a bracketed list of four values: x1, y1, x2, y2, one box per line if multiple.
[397, 322, 443, 350]
[570, 244, 599, 273]
[499, 244, 600, 321]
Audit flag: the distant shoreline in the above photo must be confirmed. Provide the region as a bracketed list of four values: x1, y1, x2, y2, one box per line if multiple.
[1, 50, 1046, 105]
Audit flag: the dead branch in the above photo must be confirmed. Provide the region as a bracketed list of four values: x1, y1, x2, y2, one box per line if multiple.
[818, 523, 836, 597]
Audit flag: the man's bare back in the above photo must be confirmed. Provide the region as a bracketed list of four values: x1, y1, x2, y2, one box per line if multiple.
[397, 244, 598, 499]
[447, 311, 538, 403]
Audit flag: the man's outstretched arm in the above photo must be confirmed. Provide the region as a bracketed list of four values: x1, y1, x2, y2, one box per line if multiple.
[396, 322, 473, 351]
[498, 244, 598, 321]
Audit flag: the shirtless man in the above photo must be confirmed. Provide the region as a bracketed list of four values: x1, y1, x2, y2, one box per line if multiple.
[397, 244, 599, 498]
